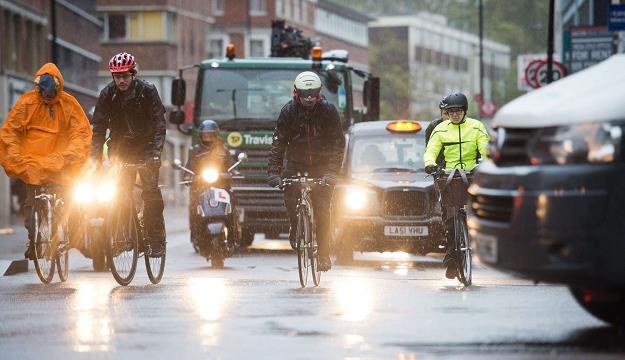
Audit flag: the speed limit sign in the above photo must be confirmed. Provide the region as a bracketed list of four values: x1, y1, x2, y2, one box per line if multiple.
[534, 60, 568, 88]
[524, 60, 544, 89]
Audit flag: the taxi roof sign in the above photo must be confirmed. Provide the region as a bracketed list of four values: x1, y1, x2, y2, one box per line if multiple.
[385, 121, 422, 133]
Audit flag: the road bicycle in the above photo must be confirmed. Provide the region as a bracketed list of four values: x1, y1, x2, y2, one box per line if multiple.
[29, 184, 69, 284]
[432, 167, 473, 286]
[107, 163, 166, 286]
[282, 175, 326, 288]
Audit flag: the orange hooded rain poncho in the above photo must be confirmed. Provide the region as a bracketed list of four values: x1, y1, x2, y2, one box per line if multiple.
[0, 63, 92, 185]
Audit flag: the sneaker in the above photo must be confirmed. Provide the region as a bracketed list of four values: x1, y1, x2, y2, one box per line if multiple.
[149, 242, 166, 258]
[318, 255, 332, 272]
[24, 245, 34, 260]
[445, 263, 458, 279]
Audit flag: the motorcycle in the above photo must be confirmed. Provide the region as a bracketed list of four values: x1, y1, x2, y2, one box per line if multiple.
[174, 152, 247, 268]
[72, 177, 117, 271]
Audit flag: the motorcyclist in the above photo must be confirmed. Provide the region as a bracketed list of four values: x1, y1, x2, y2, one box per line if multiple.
[0, 63, 92, 259]
[90, 51, 167, 257]
[267, 71, 345, 272]
[423, 92, 489, 279]
[184, 120, 232, 246]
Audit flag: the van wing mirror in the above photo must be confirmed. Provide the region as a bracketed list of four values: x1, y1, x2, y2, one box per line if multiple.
[363, 77, 380, 121]
[171, 77, 186, 107]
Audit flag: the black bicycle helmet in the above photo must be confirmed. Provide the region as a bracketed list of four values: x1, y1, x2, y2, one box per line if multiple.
[199, 120, 219, 147]
[441, 92, 468, 112]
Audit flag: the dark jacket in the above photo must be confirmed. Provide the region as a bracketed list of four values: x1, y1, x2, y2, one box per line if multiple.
[91, 79, 166, 161]
[268, 99, 345, 177]
[185, 139, 232, 179]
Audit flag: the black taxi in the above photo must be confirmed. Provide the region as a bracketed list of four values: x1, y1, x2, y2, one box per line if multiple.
[331, 120, 445, 263]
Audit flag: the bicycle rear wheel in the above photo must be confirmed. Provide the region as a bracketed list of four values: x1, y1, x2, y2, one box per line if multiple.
[33, 201, 55, 284]
[145, 246, 166, 284]
[296, 207, 310, 288]
[55, 213, 70, 282]
[107, 202, 139, 286]
[455, 210, 472, 286]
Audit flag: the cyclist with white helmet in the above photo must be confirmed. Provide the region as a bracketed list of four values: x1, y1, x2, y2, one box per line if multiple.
[90, 51, 167, 257]
[267, 71, 345, 271]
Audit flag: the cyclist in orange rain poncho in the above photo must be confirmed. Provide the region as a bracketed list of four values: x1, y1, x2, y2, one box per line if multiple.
[0, 62, 92, 259]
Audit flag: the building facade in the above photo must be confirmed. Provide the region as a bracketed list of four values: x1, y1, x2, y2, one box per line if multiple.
[0, 0, 102, 226]
[369, 13, 510, 120]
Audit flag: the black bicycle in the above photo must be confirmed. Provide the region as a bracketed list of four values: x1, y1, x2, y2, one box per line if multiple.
[431, 167, 473, 286]
[106, 163, 166, 286]
[30, 184, 69, 284]
[282, 175, 326, 288]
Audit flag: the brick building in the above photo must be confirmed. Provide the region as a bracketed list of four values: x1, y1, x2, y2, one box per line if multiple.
[0, 0, 103, 226]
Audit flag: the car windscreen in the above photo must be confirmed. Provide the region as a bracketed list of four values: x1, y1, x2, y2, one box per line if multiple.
[349, 134, 426, 174]
[200, 68, 342, 123]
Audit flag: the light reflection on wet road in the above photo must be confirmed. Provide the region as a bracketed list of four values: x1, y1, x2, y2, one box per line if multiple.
[0, 231, 623, 359]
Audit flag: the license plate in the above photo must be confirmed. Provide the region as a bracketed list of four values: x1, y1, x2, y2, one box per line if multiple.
[474, 232, 498, 264]
[384, 226, 428, 237]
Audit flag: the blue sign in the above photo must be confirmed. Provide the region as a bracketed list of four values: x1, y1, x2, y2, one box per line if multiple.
[609, 4, 625, 31]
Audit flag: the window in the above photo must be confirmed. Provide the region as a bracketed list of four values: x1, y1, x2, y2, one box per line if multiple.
[294, 0, 301, 22]
[108, 14, 126, 40]
[106, 11, 171, 41]
[250, 0, 267, 16]
[212, 0, 225, 16]
[208, 38, 223, 58]
[250, 39, 265, 57]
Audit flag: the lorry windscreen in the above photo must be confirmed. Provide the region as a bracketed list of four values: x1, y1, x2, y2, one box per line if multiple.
[200, 68, 342, 123]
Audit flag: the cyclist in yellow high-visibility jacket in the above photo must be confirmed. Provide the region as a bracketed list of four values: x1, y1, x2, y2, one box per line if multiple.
[423, 92, 489, 279]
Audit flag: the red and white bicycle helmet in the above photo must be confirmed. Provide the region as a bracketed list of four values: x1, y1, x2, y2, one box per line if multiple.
[108, 52, 136, 73]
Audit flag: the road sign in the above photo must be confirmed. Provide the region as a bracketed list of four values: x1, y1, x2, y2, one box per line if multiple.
[518, 54, 561, 91]
[568, 26, 613, 73]
[479, 100, 497, 117]
[533, 60, 567, 88]
[609, 4, 625, 31]
[524, 59, 544, 89]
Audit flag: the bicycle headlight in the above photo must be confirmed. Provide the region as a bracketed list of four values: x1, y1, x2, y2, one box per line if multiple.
[73, 182, 94, 203]
[96, 182, 117, 202]
[201, 168, 220, 183]
[528, 122, 622, 165]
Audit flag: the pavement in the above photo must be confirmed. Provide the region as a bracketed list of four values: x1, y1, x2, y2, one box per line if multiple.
[0, 205, 189, 276]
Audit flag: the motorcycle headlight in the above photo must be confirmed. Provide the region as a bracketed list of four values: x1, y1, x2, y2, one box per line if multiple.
[343, 186, 377, 212]
[529, 122, 622, 165]
[96, 182, 117, 202]
[73, 182, 94, 203]
[201, 168, 220, 183]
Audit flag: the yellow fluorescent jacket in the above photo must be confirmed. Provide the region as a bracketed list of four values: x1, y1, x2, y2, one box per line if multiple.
[423, 117, 489, 171]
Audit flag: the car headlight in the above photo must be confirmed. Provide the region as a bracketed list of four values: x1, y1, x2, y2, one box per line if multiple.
[343, 186, 377, 212]
[529, 122, 622, 165]
[201, 168, 220, 183]
[96, 182, 117, 202]
[73, 182, 94, 203]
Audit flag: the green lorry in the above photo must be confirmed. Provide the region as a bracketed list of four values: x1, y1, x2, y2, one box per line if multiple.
[169, 47, 379, 246]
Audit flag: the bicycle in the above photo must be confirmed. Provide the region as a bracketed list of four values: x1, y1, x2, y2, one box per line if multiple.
[106, 163, 166, 286]
[282, 175, 326, 288]
[29, 184, 70, 284]
[431, 167, 473, 286]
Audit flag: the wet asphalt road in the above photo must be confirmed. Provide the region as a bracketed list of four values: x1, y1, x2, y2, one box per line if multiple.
[1, 230, 625, 359]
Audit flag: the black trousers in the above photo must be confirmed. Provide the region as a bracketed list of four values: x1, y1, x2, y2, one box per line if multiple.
[284, 184, 333, 258]
[120, 166, 166, 244]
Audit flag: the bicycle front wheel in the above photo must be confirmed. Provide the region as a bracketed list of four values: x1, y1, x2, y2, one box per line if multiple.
[455, 210, 472, 286]
[145, 246, 166, 284]
[107, 202, 139, 286]
[310, 211, 321, 287]
[296, 207, 310, 288]
[33, 202, 55, 284]
[55, 213, 70, 282]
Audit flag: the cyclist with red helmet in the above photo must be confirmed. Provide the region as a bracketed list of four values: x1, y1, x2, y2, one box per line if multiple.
[91, 52, 167, 257]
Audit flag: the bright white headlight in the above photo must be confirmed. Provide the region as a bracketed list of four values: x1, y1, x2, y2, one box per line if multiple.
[201, 168, 220, 183]
[97, 182, 117, 202]
[345, 188, 368, 210]
[73, 182, 94, 203]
